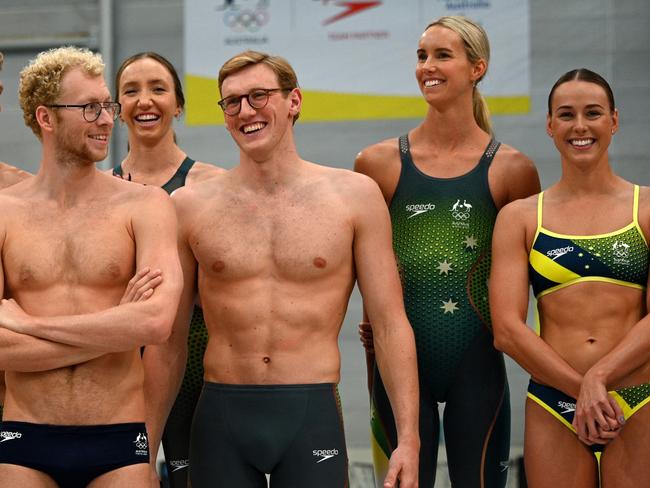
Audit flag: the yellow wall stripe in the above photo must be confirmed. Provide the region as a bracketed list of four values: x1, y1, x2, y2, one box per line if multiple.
[185, 74, 531, 126]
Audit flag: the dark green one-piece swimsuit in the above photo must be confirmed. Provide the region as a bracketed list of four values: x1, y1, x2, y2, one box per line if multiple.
[114, 157, 207, 487]
[371, 136, 510, 488]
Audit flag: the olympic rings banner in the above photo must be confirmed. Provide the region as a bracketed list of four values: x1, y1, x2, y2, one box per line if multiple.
[184, 0, 530, 125]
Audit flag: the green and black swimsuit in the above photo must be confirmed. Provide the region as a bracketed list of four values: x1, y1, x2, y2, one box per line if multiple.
[370, 135, 511, 488]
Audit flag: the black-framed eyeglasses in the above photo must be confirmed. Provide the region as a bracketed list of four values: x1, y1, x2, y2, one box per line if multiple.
[218, 88, 290, 116]
[45, 101, 121, 122]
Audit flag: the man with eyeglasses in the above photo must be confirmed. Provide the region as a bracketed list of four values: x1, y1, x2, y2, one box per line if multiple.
[0, 46, 182, 487]
[169, 50, 420, 488]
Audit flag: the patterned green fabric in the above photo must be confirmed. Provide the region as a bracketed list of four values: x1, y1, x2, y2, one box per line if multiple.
[388, 137, 499, 399]
[168, 306, 207, 419]
[617, 382, 650, 409]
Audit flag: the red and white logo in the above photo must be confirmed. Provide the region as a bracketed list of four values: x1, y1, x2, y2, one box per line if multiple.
[320, 1, 382, 26]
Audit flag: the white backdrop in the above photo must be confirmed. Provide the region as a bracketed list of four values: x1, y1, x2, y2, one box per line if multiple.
[184, 0, 530, 123]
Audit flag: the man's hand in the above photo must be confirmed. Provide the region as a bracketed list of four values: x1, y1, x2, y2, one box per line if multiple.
[383, 440, 419, 488]
[120, 267, 163, 304]
[358, 321, 374, 353]
[0, 298, 30, 334]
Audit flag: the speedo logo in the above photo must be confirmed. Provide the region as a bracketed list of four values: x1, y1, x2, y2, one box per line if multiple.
[558, 400, 576, 414]
[169, 459, 189, 472]
[406, 203, 435, 219]
[0, 431, 22, 442]
[547, 246, 574, 260]
[313, 448, 339, 463]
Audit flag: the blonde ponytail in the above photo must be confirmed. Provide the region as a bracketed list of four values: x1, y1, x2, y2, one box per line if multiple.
[472, 87, 492, 135]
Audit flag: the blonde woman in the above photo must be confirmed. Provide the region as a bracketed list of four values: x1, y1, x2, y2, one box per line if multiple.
[355, 16, 539, 487]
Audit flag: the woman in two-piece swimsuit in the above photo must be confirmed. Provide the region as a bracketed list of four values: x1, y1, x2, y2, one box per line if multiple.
[491, 68, 650, 487]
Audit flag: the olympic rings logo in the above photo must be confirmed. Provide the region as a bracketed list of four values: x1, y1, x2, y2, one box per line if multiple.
[223, 9, 269, 33]
[612, 240, 630, 258]
[134, 433, 148, 450]
[451, 211, 470, 221]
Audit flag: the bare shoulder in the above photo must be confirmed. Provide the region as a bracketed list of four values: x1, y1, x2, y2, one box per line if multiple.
[496, 192, 539, 232]
[354, 137, 402, 201]
[0, 162, 31, 190]
[492, 143, 537, 178]
[313, 164, 385, 213]
[318, 163, 379, 190]
[172, 169, 228, 212]
[0, 166, 35, 203]
[637, 184, 650, 204]
[501, 192, 538, 215]
[0, 186, 20, 210]
[354, 138, 400, 174]
[490, 143, 540, 207]
[354, 137, 400, 186]
[103, 171, 170, 209]
[635, 185, 650, 234]
[187, 161, 227, 185]
[173, 171, 231, 239]
[0, 175, 37, 230]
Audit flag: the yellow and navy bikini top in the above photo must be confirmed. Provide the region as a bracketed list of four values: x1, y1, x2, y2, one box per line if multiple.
[529, 185, 649, 298]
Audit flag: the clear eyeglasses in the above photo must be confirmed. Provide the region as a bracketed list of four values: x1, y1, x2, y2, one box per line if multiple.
[46, 101, 122, 122]
[218, 88, 289, 116]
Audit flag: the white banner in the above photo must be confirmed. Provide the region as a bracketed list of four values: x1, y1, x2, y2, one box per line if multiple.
[185, 0, 530, 124]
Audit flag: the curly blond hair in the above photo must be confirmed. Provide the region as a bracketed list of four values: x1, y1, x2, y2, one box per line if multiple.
[19, 46, 104, 138]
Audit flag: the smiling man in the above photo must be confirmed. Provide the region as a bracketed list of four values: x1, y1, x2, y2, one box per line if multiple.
[169, 50, 420, 488]
[0, 46, 182, 487]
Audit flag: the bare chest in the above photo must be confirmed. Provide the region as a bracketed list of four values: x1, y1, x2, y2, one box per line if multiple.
[3, 205, 135, 292]
[192, 197, 354, 282]
[541, 199, 634, 235]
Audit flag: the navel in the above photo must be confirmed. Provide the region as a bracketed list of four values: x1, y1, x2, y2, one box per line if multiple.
[313, 257, 327, 269]
[263, 356, 271, 364]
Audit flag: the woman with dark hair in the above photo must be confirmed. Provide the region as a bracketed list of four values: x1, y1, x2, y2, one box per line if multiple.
[355, 16, 540, 487]
[114, 52, 222, 188]
[491, 68, 650, 486]
[113, 51, 225, 488]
